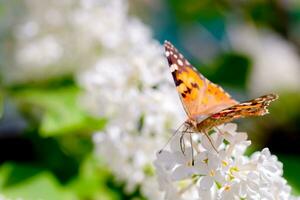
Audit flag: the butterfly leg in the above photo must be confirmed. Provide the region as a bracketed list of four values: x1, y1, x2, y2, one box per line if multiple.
[180, 126, 195, 165]
[180, 132, 186, 155]
[158, 122, 186, 154]
[180, 125, 191, 155]
[179, 130, 200, 154]
[189, 132, 195, 166]
[203, 131, 219, 153]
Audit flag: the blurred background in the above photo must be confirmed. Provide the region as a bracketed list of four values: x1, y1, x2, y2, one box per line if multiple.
[0, 0, 300, 199]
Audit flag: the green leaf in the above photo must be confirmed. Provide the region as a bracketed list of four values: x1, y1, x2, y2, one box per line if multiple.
[1, 164, 41, 187]
[7, 75, 75, 91]
[278, 155, 300, 195]
[67, 155, 120, 200]
[0, 163, 77, 200]
[207, 53, 251, 90]
[25, 134, 82, 183]
[12, 87, 106, 137]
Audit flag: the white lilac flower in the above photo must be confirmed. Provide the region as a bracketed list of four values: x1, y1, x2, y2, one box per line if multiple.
[154, 123, 298, 200]
[76, 0, 185, 199]
[4, 0, 128, 84]
[228, 24, 300, 95]
[9, 0, 184, 198]
[83, 38, 184, 197]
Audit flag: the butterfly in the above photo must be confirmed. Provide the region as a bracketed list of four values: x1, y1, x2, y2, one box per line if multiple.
[164, 40, 278, 149]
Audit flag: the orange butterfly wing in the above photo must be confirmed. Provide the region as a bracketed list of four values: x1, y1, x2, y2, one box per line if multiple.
[164, 41, 238, 121]
[197, 94, 278, 131]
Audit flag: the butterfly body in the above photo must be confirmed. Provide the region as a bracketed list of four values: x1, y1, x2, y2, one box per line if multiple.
[164, 41, 278, 134]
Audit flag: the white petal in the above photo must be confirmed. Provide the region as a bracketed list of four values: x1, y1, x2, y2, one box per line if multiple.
[171, 165, 198, 181]
[197, 165, 209, 175]
[156, 150, 177, 169]
[235, 132, 248, 142]
[201, 134, 217, 151]
[208, 153, 220, 169]
[200, 176, 214, 190]
[222, 123, 237, 133]
[170, 133, 183, 152]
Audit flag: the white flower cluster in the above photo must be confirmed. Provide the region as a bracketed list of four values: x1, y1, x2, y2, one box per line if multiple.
[10, 0, 185, 198]
[8, 0, 185, 198]
[6, 0, 128, 83]
[76, 0, 185, 199]
[154, 123, 299, 200]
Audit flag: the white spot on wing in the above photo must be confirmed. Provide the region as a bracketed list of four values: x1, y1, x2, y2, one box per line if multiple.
[192, 66, 198, 72]
[225, 93, 231, 98]
[178, 59, 183, 66]
[170, 64, 178, 72]
[165, 51, 170, 57]
[240, 102, 252, 106]
[218, 86, 224, 92]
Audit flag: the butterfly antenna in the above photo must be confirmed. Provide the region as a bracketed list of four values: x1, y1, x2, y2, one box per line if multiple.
[158, 122, 186, 154]
[203, 131, 219, 153]
[189, 133, 195, 166]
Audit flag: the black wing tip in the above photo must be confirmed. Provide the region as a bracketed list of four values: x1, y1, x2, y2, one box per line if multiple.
[164, 40, 171, 45]
[164, 40, 180, 55]
[262, 93, 279, 111]
[164, 40, 173, 49]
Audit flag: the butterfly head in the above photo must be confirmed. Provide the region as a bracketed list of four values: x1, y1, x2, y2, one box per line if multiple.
[184, 118, 198, 131]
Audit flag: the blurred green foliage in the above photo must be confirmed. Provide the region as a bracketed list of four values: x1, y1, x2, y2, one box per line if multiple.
[279, 155, 300, 196]
[204, 53, 251, 90]
[0, 164, 76, 200]
[0, 74, 147, 199]
[12, 87, 106, 137]
[0, 157, 121, 200]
